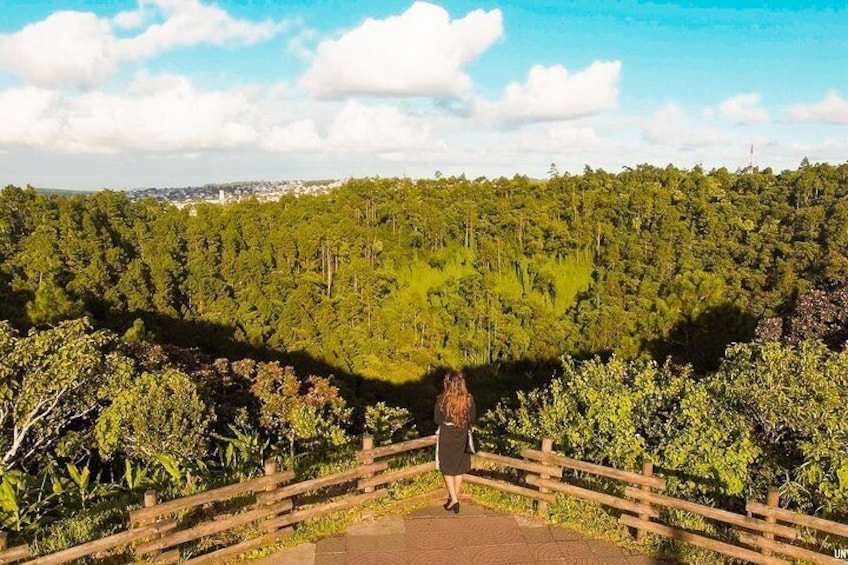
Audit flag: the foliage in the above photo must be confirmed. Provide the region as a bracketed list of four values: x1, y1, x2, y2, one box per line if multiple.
[0, 318, 132, 471]
[484, 355, 759, 498]
[756, 284, 848, 348]
[212, 413, 270, 482]
[95, 368, 213, 465]
[0, 470, 53, 533]
[30, 494, 132, 557]
[250, 364, 351, 467]
[9, 165, 848, 378]
[717, 340, 848, 513]
[364, 402, 416, 445]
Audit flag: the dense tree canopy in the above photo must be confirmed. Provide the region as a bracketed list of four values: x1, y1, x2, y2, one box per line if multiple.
[2, 163, 848, 379]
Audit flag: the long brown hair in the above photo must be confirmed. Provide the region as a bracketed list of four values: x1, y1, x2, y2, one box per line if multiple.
[441, 372, 472, 426]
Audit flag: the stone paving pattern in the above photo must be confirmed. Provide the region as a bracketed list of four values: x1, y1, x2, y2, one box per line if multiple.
[254, 500, 668, 565]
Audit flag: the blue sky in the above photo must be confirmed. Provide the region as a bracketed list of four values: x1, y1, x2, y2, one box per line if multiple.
[0, 0, 846, 189]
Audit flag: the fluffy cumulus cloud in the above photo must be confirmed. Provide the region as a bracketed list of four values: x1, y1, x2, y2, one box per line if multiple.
[785, 91, 848, 124]
[0, 0, 283, 88]
[708, 93, 770, 125]
[299, 1, 503, 98]
[645, 103, 735, 149]
[0, 72, 263, 153]
[0, 12, 119, 88]
[479, 62, 621, 123]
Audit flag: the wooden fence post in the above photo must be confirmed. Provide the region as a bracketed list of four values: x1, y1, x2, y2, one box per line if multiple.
[259, 459, 281, 530]
[361, 435, 375, 493]
[264, 459, 278, 494]
[761, 486, 780, 557]
[0, 531, 7, 552]
[635, 460, 653, 542]
[140, 490, 162, 559]
[536, 438, 554, 518]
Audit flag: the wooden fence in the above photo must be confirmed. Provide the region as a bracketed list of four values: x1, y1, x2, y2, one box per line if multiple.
[0, 435, 846, 564]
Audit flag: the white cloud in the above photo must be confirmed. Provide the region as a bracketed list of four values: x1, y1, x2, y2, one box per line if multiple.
[478, 62, 621, 123]
[0, 87, 62, 146]
[120, 0, 282, 59]
[0, 0, 284, 88]
[0, 12, 120, 88]
[707, 93, 770, 125]
[299, 1, 503, 99]
[507, 123, 602, 154]
[287, 29, 318, 61]
[262, 119, 322, 152]
[327, 102, 435, 152]
[785, 91, 848, 124]
[0, 72, 262, 153]
[645, 103, 735, 149]
[0, 72, 437, 156]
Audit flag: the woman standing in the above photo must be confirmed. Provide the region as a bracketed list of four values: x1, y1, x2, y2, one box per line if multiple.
[434, 372, 476, 513]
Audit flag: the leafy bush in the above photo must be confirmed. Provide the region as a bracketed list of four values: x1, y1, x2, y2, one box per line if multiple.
[95, 368, 214, 465]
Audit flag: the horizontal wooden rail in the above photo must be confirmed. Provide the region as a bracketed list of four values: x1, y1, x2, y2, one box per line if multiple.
[0, 545, 29, 564]
[747, 501, 848, 539]
[620, 515, 789, 565]
[624, 487, 797, 539]
[182, 528, 293, 565]
[136, 499, 292, 555]
[149, 549, 179, 564]
[522, 449, 665, 490]
[21, 521, 174, 565]
[738, 532, 844, 565]
[358, 461, 436, 490]
[355, 435, 437, 463]
[129, 470, 294, 524]
[463, 474, 556, 503]
[262, 490, 388, 531]
[472, 452, 564, 478]
[527, 476, 659, 518]
[256, 463, 388, 505]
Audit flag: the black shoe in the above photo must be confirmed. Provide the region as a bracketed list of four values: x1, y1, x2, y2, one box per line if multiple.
[451, 501, 460, 514]
[443, 497, 452, 510]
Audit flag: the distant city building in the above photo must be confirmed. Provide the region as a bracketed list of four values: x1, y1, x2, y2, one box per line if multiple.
[126, 179, 343, 208]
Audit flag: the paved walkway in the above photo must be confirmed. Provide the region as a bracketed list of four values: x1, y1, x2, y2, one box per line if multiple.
[257, 500, 666, 565]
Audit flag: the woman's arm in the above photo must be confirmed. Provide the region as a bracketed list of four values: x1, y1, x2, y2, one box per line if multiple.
[434, 397, 443, 425]
[469, 396, 477, 425]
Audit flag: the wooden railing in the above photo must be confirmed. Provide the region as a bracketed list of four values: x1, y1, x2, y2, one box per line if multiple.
[466, 439, 846, 565]
[0, 435, 437, 565]
[1, 435, 846, 565]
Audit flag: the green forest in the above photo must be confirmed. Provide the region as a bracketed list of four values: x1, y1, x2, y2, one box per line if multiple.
[1, 163, 847, 553]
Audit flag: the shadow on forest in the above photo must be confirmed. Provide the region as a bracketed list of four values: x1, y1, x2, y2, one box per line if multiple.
[79, 299, 761, 431]
[0, 277, 30, 326]
[87, 302, 562, 434]
[644, 302, 758, 373]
